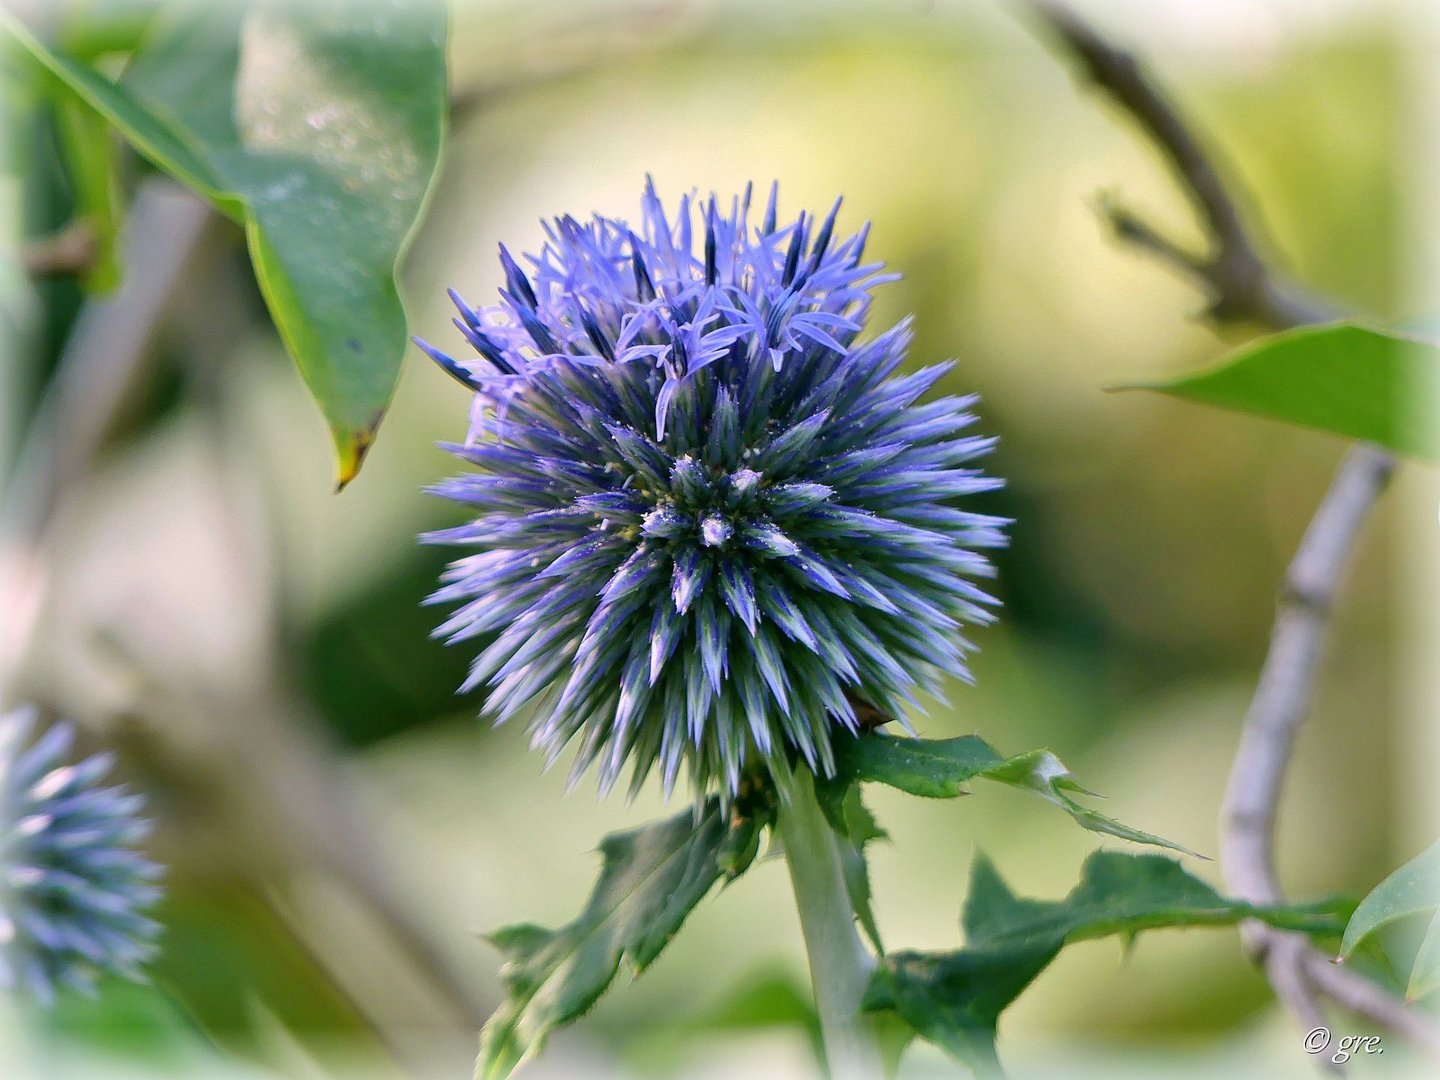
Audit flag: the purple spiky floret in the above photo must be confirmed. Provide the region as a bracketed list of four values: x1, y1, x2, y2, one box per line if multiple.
[0, 709, 163, 1005]
[420, 181, 1007, 797]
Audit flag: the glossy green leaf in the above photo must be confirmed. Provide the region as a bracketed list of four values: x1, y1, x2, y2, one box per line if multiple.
[478, 796, 771, 1080]
[1120, 322, 1438, 460]
[863, 850, 1351, 1076]
[1339, 840, 1440, 963]
[2, 0, 447, 484]
[817, 732, 1195, 856]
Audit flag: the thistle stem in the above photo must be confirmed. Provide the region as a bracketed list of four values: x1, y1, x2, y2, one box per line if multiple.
[774, 763, 883, 1080]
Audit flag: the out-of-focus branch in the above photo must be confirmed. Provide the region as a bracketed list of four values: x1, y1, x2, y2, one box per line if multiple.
[1222, 444, 1412, 1064]
[20, 219, 99, 278]
[2, 179, 218, 550]
[1299, 946, 1440, 1058]
[1, 179, 218, 682]
[1020, 0, 1435, 1063]
[1220, 444, 1395, 908]
[1025, 0, 1332, 329]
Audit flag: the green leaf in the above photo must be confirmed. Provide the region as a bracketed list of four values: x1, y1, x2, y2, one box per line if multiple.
[1407, 909, 1440, 1002]
[817, 732, 1194, 856]
[2, 1, 448, 485]
[52, 94, 121, 291]
[1339, 840, 1440, 962]
[1118, 322, 1438, 460]
[863, 850, 1351, 1076]
[479, 797, 770, 1080]
[834, 785, 886, 953]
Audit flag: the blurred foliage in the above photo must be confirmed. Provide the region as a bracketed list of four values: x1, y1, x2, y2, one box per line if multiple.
[152, 881, 395, 1072]
[34, 978, 210, 1071]
[3, 0, 1422, 1077]
[618, 967, 824, 1076]
[15, 105, 83, 399]
[51, 95, 120, 291]
[300, 547, 479, 747]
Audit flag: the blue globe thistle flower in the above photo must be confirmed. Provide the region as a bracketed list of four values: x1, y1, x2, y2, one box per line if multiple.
[0, 708, 163, 1005]
[420, 181, 1006, 797]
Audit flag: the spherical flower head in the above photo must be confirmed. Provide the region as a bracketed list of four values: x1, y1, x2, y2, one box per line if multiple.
[0, 709, 163, 1005]
[421, 180, 1007, 798]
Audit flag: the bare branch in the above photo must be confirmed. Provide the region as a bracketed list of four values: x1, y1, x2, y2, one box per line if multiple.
[20, 219, 99, 278]
[1220, 444, 1395, 906]
[1301, 947, 1440, 1058]
[1265, 933, 1341, 1074]
[1019, 0, 1434, 1060]
[1093, 192, 1208, 281]
[1024, 0, 1333, 328]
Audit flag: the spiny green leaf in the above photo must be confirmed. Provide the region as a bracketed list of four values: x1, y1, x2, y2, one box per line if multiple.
[824, 732, 1004, 804]
[1338, 840, 1440, 963]
[963, 851, 1346, 946]
[834, 786, 886, 953]
[1, 0, 447, 485]
[478, 797, 770, 1080]
[817, 732, 1194, 855]
[983, 748, 1196, 855]
[1117, 322, 1438, 460]
[863, 850, 1351, 1077]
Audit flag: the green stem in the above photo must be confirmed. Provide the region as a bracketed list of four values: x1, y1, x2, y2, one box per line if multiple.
[774, 762, 883, 1080]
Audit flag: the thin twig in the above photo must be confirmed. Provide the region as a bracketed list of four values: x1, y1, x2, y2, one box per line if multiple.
[20, 219, 99, 278]
[1026, 0, 1332, 329]
[1300, 947, 1440, 1059]
[1020, 0, 1435, 1062]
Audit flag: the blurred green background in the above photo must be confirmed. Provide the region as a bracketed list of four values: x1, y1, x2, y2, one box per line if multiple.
[2, 0, 1434, 1077]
